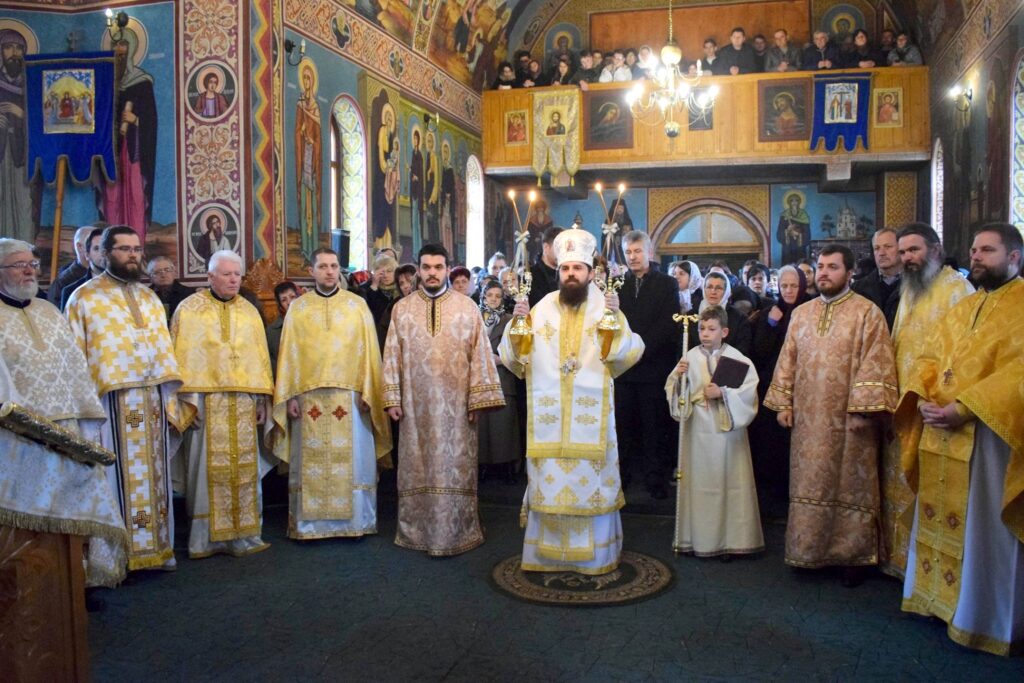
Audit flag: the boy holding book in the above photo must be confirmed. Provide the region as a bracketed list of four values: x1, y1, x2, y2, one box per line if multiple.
[666, 306, 764, 559]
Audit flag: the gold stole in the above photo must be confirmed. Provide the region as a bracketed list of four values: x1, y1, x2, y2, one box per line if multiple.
[204, 392, 261, 541]
[296, 389, 355, 520]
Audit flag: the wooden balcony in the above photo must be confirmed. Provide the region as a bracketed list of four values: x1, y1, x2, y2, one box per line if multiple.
[482, 66, 930, 184]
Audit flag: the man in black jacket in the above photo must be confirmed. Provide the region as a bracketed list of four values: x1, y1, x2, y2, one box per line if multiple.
[615, 230, 680, 499]
[852, 227, 901, 329]
[528, 226, 562, 307]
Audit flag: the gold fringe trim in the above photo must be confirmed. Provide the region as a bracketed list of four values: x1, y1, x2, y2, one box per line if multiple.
[0, 507, 127, 545]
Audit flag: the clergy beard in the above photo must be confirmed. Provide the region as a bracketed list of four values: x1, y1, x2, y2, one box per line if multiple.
[900, 258, 940, 300]
[1, 279, 37, 301]
[971, 262, 1014, 291]
[558, 277, 588, 307]
[114, 53, 127, 84]
[108, 259, 142, 282]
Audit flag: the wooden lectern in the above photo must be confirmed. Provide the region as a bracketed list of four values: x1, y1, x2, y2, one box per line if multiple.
[0, 402, 117, 682]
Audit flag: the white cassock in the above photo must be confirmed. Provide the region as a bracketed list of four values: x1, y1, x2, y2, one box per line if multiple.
[667, 343, 764, 556]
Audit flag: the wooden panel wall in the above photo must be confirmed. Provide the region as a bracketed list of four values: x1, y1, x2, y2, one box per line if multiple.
[590, 0, 811, 59]
[481, 67, 930, 171]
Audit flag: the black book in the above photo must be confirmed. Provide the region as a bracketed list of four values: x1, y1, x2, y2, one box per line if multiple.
[710, 356, 749, 389]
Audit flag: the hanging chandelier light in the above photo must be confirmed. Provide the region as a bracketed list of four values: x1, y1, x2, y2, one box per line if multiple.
[625, 0, 720, 138]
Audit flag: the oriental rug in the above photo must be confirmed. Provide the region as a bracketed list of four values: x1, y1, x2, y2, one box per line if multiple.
[490, 551, 674, 607]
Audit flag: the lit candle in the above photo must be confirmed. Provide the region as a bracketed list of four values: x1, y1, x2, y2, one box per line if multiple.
[594, 183, 609, 217]
[508, 189, 523, 232]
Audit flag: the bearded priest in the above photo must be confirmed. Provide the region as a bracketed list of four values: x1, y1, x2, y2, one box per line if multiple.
[171, 250, 275, 559]
[66, 226, 184, 572]
[0, 238, 127, 587]
[500, 227, 645, 575]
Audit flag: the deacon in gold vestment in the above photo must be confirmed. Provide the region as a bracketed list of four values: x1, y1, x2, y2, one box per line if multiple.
[880, 224, 973, 578]
[764, 246, 897, 584]
[66, 227, 184, 572]
[500, 228, 644, 574]
[0, 239, 126, 587]
[382, 243, 505, 556]
[270, 249, 392, 540]
[171, 251, 274, 558]
[894, 224, 1024, 656]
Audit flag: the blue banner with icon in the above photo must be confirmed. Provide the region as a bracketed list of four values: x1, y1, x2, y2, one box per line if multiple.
[810, 72, 871, 153]
[24, 51, 116, 184]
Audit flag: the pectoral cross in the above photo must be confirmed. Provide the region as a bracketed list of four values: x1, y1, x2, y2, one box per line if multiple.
[942, 368, 954, 385]
[125, 409, 144, 428]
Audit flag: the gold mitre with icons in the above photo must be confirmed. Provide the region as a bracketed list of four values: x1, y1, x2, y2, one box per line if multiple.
[553, 227, 596, 267]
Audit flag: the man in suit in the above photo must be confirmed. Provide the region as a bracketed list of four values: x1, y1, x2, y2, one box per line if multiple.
[615, 230, 680, 499]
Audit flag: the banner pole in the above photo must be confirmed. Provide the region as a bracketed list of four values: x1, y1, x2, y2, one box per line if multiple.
[49, 157, 68, 282]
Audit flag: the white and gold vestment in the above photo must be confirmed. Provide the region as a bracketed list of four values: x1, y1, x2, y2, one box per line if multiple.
[67, 273, 183, 571]
[500, 283, 644, 574]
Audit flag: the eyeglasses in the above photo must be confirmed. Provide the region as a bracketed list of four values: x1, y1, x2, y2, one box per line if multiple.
[150, 267, 175, 275]
[0, 260, 40, 270]
[111, 246, 144, 254]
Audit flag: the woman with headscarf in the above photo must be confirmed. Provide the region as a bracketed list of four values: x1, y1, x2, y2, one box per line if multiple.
[361, 252, 400, 349]
[475, 280, 521, 482]
[670, 260, 703, 313]
[748, 265, 811, 518]
[684, 268, 752, 356]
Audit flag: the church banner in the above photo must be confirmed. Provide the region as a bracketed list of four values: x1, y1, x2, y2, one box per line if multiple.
[24, 51, 116, 184]
[810, 72, 871, 153]
[532, 89, 580, 186]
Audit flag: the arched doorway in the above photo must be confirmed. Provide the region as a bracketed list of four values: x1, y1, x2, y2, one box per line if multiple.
[651, 199, 768, 272]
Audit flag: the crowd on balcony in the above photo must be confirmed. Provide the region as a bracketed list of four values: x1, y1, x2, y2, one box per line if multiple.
[490, 26, 922, 90]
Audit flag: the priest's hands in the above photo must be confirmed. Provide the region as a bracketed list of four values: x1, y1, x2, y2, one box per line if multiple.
[387, 406, 403, 421]
[703, 383, 722, 400]
[777, 409, 794, 428]
[604, 291, 620, 313]
[919, 401, 970, 430]
[675, 359, 689, 374]
[359, 399, 371, 413]
[256, 400, 266, 425]
[512, 299, 530, 317]
[287, 398, 300, 419]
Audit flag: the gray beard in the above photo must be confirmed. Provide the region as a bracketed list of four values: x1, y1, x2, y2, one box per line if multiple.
[900, 259, 941, 301]
[3, 280, 38, 301]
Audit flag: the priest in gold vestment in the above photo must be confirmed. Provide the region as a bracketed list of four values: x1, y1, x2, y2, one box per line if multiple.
[764, 245, 897, 585]
[0, 238, 127, 586]
[894, 224, 1024, 656]
[270, 249, 392, 540]
[171, 250, 274, 559]
[382, 243, 505, 556]
[66, 227, 184, 572]
[500, 228, 644, 574]
[880, 224, 973, 578]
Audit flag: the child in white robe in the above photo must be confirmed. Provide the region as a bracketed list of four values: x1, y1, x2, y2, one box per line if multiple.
[666, 306, 764, 558]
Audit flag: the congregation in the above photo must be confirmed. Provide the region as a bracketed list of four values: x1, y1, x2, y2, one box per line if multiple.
[0, 212, 1021, 657]
[491, 25, 923, 90]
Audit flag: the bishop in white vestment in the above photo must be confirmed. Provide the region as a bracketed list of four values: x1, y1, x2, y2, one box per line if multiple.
[500, 228, 644, 575]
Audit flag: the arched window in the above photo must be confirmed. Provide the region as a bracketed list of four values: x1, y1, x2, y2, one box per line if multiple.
[653, 203, 766, 264]
[1011, 54, 1024, 237]
[330, 96, 367, 270]
[466, 154, 484, 268]
[931, 138, 944, 241]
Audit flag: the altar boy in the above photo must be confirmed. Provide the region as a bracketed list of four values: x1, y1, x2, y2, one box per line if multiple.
[666, 306, 764, 559]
